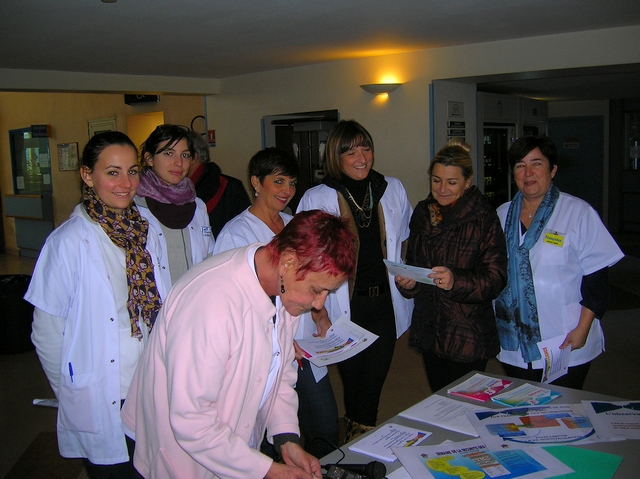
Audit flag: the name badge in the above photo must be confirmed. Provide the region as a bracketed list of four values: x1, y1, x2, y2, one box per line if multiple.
[202, 226, 212, 237]
[543, 230, 564, 247]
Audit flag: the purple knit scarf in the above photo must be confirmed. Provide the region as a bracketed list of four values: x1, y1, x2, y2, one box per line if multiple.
[137, 169, 196, 205]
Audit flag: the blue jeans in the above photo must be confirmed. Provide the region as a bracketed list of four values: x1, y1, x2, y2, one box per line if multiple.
[296, 358, 339, 458]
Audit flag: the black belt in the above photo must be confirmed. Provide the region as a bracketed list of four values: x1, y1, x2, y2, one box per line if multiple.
[354, 284, 388, 297]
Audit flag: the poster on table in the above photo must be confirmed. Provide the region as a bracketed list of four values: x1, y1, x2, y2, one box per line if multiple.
[581, 400, 640, 440]
[465, 404, 608, 449]
[392, 438, 573, 479]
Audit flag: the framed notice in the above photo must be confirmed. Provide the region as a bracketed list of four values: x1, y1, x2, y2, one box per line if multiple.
[57, 142, 79, 171]
[88, 117, 117, 137]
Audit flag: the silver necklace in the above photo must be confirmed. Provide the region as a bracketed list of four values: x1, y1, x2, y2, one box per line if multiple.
[522, 201, 535, 219]
[344, 182, 373, 228]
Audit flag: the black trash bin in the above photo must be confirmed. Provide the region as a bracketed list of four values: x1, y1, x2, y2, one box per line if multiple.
[0, 274, 35, 354]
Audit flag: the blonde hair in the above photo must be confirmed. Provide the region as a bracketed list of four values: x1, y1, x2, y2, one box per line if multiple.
[429, 137, 474, 180]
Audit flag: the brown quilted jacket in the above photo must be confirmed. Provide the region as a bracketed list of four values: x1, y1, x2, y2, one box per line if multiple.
[398, 186, 507, 362]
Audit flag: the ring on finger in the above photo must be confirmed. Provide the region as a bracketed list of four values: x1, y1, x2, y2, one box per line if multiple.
[439, 279, 443, 285]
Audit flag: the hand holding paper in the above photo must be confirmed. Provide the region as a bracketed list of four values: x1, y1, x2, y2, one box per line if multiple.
[383, 259, 435, 285]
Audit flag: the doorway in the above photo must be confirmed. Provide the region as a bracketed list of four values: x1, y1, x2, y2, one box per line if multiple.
[127, 111, 165, 151]
[548, 116, 605, 215]
[263, 110, 339, 211]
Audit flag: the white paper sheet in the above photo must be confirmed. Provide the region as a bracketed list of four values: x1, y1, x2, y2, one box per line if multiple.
[348, 423, 432, 462]
[383, 259, 435, 285]
[294, 316, 378, 367]
[398, 395, 490, 436]
[582, 400, 640, 439]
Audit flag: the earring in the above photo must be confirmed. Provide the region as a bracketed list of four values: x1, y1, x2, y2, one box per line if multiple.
[254, 190, 259, 197]
[280, 276, 285, 294]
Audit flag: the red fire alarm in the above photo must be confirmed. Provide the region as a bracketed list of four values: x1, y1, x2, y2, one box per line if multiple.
[207, 129, 216, 147]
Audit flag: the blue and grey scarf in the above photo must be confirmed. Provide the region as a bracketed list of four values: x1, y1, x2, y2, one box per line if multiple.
[495, 184, 560, 363]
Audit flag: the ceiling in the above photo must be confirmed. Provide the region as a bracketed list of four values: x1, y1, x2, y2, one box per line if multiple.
[1, 0, 640, 101]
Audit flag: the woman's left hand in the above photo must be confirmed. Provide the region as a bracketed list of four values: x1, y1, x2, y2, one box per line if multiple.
[560, 326, 590, 351]
[311, 306, 332, 338]
[430, 266, 453, 291]
[560, 307, 596, 351]
[277, 442, 322, 478]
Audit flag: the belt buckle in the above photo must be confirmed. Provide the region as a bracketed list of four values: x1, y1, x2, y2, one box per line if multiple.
[368, 285, 379, 297]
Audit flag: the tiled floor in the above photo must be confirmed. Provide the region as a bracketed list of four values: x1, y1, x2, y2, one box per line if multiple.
[1, 246, 639, 478]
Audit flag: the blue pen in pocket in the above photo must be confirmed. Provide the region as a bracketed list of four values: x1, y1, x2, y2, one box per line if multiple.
[68, 362, 74, 383]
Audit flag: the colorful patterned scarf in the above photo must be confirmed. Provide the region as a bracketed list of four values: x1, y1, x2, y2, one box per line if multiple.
[83, 186, 163, 339]
[495, 184, 560, 362]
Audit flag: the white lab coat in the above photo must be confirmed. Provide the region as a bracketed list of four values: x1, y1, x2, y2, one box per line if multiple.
[496, 192, 624, 369]
[296, 177, 414, 337]
[213, 208, 291, 255]
[24, 204, 169, 464]
[136, 196, 214, 288]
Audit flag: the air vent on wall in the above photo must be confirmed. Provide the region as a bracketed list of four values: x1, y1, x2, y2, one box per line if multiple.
[124, 94, 160, 105]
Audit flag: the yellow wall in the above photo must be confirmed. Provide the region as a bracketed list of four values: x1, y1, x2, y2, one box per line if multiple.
[206, 26, 640, 207]
[0, 92, 203, 254]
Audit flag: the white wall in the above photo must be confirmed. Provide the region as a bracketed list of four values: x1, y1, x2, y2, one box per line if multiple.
[1, 26, 638, 207]
[207, 26, 640, 206]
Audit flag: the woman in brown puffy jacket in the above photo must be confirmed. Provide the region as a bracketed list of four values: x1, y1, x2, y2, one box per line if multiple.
[395, 138, 507, 392]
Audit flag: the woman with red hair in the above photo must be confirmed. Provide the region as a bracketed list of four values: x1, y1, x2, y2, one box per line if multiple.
[122, 210, 356, 479]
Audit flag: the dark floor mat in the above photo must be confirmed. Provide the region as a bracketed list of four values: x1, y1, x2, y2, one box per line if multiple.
[3, 432, 83, 479]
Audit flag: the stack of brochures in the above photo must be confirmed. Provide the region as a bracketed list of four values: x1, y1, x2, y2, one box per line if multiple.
[446, 373, 512, 402]
[490, 382, 562, 407]
[347, 423, 431, 462]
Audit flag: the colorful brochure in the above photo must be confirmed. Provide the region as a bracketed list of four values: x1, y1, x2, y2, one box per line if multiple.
[537, 335, 571, 383]
[491, 383, 562, 407]
[392, 438, 574, 479]
[294, 316, 378, 367]
[348, 423, 431, 462]
[465, 404, 606, 449]
[446, 373, 513, 402]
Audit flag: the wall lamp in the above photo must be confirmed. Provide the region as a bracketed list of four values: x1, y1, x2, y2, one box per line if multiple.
[360, 83, 402, 95]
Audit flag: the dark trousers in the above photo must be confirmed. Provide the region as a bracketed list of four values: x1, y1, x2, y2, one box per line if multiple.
[296, 358, 340, 458]
[83, 434, 143, 479]
[501, 361, 592, 390]
[422, 351, 489, 393]
[338, 291, 396, 427]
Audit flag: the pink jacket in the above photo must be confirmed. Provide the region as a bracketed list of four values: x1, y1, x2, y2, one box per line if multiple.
[121, 246, 300, 479]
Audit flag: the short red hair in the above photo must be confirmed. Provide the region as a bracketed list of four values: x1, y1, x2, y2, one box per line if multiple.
[265, 210, 356, 280]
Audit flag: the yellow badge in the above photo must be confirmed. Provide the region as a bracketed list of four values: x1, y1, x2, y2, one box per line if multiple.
[543, 231, 564, 247]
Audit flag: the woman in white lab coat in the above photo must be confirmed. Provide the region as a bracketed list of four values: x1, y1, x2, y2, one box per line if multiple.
[495, 136, 624, 389]
[296, 120, 413, 442]
[135, 124, 214, 288]
[25, 131, 168, 478]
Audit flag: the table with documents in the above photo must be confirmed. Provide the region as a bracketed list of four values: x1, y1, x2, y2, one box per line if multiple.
[320, 371, 637, 478]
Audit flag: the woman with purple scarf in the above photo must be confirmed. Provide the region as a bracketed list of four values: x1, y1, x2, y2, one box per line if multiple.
[136, 124, 215, 288]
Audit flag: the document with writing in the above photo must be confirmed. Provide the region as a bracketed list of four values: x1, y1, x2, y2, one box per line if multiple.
[383, 259, 435, 285]
[398, 394, 490, 436]
[537, 335, 570, 383]
[295, 316, 378, 367]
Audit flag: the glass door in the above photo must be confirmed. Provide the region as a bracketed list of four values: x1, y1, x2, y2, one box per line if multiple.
[483, 124, 515, 209]
[9, 128, 53, 195]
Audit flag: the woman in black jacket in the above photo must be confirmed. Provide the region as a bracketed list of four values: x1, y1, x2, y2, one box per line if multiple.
[396, 138, 507, 392]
